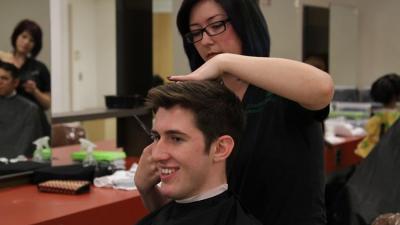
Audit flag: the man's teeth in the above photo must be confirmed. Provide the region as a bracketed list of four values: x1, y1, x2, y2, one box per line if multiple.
[161, 168, 175, 175]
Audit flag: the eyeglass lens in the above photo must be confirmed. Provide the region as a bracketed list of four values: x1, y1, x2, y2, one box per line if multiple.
[185, 20, 228, 43]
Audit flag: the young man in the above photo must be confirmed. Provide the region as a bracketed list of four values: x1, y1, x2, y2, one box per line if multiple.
[0, 60, 42, 158]
[134, 81, 261, 225]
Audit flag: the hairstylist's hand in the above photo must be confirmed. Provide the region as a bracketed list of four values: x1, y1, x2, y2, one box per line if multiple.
[168, 54, 224, 82]
[23, 80, 38, 94]
[134, 143, 160, 194]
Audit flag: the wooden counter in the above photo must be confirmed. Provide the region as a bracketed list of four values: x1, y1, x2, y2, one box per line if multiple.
[325, 136, 363, 174]
[0, 140, 148, 225]
[0, 184, 147, 225]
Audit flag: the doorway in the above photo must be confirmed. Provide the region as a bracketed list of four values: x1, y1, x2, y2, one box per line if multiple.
[303, 6, 329, 72]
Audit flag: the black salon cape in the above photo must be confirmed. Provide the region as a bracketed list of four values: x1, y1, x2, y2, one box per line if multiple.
[135, 191, 262, 225]
[345, 119, 400, 225]
[0, 94, 42, 158]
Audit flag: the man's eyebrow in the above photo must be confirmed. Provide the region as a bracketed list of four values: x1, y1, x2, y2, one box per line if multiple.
[150, 130, 159, 136]
[166, 130, 189, 137]
[152, 129, 190, 139]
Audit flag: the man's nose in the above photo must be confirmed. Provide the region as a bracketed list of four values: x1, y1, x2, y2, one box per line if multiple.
[151, 141, 169, 161]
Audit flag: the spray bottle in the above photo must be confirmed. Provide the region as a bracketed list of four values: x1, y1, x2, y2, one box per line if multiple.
[32, 136, 51, 163]
[80, 138, 97, 167]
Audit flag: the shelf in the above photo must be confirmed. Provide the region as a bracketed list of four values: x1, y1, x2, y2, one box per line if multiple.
[51, 106, 151, 124]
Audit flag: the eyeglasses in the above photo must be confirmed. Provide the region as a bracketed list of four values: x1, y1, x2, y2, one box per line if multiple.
[184, 19, 230, 44]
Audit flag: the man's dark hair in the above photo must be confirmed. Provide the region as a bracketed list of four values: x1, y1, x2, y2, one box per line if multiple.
[0, 60, 19, 79]
[11, 19, 43, 58]
[177, 0, 270, 71]
[146, 81, 245, 151]
[370, 73, 400, 105]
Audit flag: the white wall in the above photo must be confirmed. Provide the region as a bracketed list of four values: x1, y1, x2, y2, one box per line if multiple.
[262, 0, 399, 87]
[329, 4, 358, 86]
[172, 0, 190, 75]
[51, 0, 71, 113]
[261, 0, 302, 60]
[357, 0, 400, 87]
[95, 0, 117, 105]
[51, 0, 116, 113]
[0, 0, 51, 68]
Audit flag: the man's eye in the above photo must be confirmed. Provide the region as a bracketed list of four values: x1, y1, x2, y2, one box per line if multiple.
[150, 133, 160, 141]
[170, 136, 183, 143]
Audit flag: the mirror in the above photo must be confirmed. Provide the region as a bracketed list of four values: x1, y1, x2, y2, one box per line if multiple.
[0, 0, 51, 158]
[51, 0, 400, 154]
[0, 0, 51, 65]
[1, 0, 399, 179]
[51, 0, 116, 113]
[50, 0, 118, 145]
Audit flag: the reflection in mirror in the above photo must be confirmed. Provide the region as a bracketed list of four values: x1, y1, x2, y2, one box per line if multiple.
[50, 0, 399, 146]
[51, 0, 117, 144]
[51, 0, 174, 146]
[52, 0, 116, 113]
[0, 0, 51, 160]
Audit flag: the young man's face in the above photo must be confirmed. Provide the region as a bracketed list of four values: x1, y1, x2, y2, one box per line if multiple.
[151, 105, 217, 200]
[0, 68, 18, 97]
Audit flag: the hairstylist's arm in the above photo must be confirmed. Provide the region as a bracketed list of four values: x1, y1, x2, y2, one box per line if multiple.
[169, 53, 334, 110]
[24, 80, 51, 110]
[134, 144, 170, 211]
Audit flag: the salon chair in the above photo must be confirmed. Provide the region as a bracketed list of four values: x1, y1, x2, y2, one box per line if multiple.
[51, 124, 86, 147]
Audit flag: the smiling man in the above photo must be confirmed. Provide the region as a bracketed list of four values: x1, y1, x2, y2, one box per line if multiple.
[0, 60, 42, 158]
[134, 81, 261, 225]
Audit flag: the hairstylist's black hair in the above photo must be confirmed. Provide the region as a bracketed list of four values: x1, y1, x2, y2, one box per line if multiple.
[11, 19, 43, 58]
[177, 0, 270, 71]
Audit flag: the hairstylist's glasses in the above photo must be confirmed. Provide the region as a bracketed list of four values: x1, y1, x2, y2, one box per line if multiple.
[184, 19, 230, 44]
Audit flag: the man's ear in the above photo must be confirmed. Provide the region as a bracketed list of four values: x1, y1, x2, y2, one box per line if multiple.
[212, 135, 234, 163]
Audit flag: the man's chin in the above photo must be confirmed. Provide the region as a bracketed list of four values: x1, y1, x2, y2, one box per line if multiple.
[159, 184, 175, 199]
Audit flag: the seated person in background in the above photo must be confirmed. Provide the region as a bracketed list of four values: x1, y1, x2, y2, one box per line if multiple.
[0, 60, 42, 158]
[355, 73, 400, 158]
[134, 81, 261, 225]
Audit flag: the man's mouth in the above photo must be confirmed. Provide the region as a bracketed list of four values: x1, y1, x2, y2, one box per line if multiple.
[160, 167, 179, 181]
[161, 168, 176, 175]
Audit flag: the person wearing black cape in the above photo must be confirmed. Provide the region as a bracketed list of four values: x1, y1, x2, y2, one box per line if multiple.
[0, 60, 42, 158]
[135, 81, 261, 225]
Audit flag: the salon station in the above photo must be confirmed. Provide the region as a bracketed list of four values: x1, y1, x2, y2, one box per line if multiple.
[0, 0, 399, 225]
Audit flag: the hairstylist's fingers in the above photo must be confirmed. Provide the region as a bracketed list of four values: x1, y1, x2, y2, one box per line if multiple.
[168, 75, 185, 81]
[167, 74, 199, 82]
